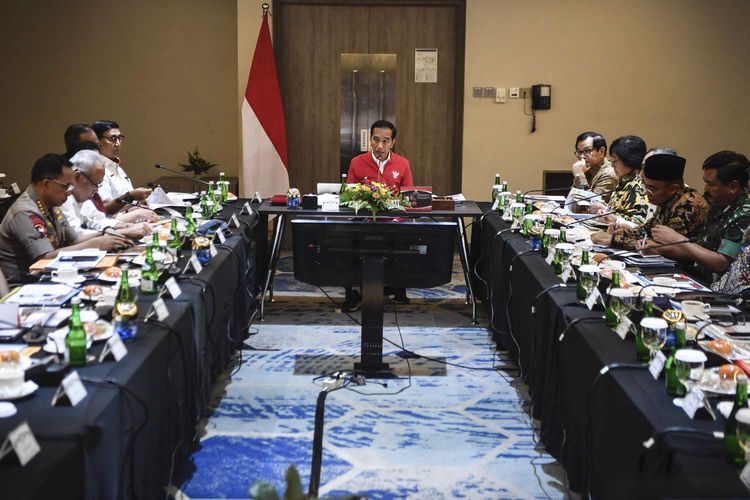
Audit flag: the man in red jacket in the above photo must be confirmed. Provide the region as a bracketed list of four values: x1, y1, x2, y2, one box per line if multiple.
[342, 120, 413, 312]
[346, 120, 413, 191]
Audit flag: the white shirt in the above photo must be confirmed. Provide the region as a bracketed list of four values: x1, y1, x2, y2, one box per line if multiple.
[371, 151, 391, 175]
[98, 158, 134, 202]
[60, 195, 119, 236]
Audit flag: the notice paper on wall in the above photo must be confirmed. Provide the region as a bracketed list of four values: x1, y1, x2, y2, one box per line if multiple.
[415, 48, 438, 83]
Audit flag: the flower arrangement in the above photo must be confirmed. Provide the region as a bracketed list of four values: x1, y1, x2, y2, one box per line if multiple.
[339, 180, 411, 220]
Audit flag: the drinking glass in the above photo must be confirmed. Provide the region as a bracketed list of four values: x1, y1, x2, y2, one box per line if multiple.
[673, 348, 707, 407]
[640, 317, 668, 361]
[608, 288, 635, 320]
[555, 243, 574, 269]
[578, 264, 600, 299]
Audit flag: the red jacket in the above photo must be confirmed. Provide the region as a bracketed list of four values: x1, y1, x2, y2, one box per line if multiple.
[346, 152, 413, 192]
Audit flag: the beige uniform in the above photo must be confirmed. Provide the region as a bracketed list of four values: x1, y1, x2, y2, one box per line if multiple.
[0, 186, 78, 281]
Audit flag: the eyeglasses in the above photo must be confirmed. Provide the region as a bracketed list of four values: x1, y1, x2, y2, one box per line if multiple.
[46, 178, 74, 193]
[574, 148, 596, 158]
[102, 134, 125, 144]
[76, 169, 102, 188]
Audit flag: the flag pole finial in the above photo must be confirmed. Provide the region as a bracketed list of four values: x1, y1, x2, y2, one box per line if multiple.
[262, 3, 269, 14]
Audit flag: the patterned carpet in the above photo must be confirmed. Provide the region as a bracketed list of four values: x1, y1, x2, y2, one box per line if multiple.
[174, 255, 566, 499]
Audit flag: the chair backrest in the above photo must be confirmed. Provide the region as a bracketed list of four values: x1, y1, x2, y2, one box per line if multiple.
[0, 193, 21, 222]
[316, 183, 341, 195]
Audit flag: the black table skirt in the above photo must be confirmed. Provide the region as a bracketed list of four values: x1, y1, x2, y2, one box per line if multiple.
[0, 205, 257, 499]
[473, 208, 748, 498]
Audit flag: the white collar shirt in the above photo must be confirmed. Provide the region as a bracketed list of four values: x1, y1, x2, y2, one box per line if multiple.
[98, 158, 134, 202]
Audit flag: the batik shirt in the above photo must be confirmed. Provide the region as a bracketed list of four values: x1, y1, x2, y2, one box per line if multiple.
[573, 158, 617, 201]
[689, 194, 750, 283]
[606, 171, 648, 224]
[712, 239, 750, 294]
[611, 185, 708, 250]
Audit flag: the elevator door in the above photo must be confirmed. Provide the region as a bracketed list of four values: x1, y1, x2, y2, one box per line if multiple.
[340, 54, 396, 177]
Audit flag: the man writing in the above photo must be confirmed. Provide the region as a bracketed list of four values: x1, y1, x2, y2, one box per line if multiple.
[571, 131, 617, 201]
[342, 120, 413, 311]
[0, 154, 131, 282]
[640, 151, 750, 283]
[591, 152, 708, 250]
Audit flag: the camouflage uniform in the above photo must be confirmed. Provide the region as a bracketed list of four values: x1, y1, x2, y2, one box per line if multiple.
[607, 170, 649, 224]
[0, 186, 78, 282]
[611, 185, 708, 250]
[689, 194, 750, 282]
[573, 158, 618, 201]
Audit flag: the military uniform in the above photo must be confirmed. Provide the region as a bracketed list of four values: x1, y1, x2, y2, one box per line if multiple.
[573, 158, 618, 201]
[607, 170, 649, 225]
[612, 185, 708, 250]
[688, 194, 750, 282]
[0, 186, 78, 282]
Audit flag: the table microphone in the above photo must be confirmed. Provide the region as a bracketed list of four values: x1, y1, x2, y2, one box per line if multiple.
[563, 187, 618, 207]
[521, 187, 572, 200]
[154, 163, 211, 186]
[563, 211, 619, 227]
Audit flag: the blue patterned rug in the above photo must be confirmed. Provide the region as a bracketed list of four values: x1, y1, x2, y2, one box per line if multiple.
[175, 257, 566, 499]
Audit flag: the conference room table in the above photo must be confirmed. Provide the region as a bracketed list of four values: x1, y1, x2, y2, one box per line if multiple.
[471, 205, 749, 499]
[0, 202, 257, 500]
[254, 199, 485, 322]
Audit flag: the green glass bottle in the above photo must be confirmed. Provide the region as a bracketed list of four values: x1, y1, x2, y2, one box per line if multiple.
[544, 215, 553, 229]
[515, 190, 523, 203]
[152, 231, 160, 248]
[642, 297, 654, 317]
[140, 244, 159, 295]
[219, 172, 228, 203]
[725, 373, 748, 466]
[581, 249, 590, 266]
[200, 192, 210, 219]
[665, 322, 687, 396]
[65, 298, 87, 367]
[167, 217, 182, 256]
[491, 173, 501, 201]
[207, 181, 219, 216]
[576, 255, 590, 301]
[340, 173, 348, 195]
[604, 271, 621, 327]
[559, 228, 567, 243]
[525, 200, 534, 215]
[113, 264, 138, 340]
[184, 205, 196, 237]
[501, 180, 508, 193]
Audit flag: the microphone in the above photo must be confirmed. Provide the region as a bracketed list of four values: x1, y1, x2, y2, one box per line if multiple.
[640, 237, 697, 252]
[154, 164, 211, 186]
[563, 187, 618, 207]
[522, 187, 572, 200]
[563, 211, 619, 227]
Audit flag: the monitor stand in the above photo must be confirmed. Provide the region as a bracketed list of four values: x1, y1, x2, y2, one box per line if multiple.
[352, 255, 391, 377]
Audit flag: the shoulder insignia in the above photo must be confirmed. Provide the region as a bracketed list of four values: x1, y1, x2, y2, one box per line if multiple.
[29, 214, 47, 237]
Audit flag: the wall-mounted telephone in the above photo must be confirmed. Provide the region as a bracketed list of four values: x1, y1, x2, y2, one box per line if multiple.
[531, 84, 551, 110]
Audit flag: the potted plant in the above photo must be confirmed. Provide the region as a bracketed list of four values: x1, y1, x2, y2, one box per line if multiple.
[249, 465, 360, 500]
[179, 146, 217, 177]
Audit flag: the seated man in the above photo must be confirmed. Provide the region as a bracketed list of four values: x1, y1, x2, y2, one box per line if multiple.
[591, 153, 708, 250]
[347, 119, 413, 190]
[92, 119, 152, 214]
[343, 120, 413, 311]
[640, 151, 750, 283]
[571, 131, 617, 201]
[0, 154, 131, 282]
[61, 150, 152, 240]
[64, 123, 99, 153]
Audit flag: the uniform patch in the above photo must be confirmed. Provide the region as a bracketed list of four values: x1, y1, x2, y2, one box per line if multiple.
[29, 214, 47, 237]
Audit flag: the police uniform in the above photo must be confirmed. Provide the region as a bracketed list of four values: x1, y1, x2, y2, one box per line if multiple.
[0, 186, 79, 282]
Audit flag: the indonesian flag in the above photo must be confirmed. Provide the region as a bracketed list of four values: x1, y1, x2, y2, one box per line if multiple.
[241, 10, 289, 198]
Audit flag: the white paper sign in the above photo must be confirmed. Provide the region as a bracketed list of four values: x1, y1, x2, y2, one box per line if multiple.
[586, 288, 601, 311]
[59, 371, 87, 406]
[649, 351, 667, 380]
[6, 422, 40, 466]
[682, 386, 705, 419]
[243, 202, 252, 215]
[231, 214, 240, 228]
[741, 460, 750, 490]
[561, 266, 572, 283]
[165, 277, 182, 299]
[209, 241, 218, 257]
[189, 254, 203, 274]
[152, 298, 169, 321]
[545, 253, 554, 265]
[10, 183, 21, 195]
[216, 228, 226, 244]
[415, 48, 438, 83]
[108, 334, 128, 361]
[615, 316, 633, 340]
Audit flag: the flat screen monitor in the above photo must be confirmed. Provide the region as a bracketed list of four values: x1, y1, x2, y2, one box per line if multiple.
[292, 220, 456, 288]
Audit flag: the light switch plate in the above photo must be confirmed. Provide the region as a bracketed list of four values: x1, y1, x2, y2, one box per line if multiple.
[472, 87, 483, 98]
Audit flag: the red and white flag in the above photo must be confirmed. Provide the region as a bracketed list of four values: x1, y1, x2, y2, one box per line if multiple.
[241, 10, 288, 198]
